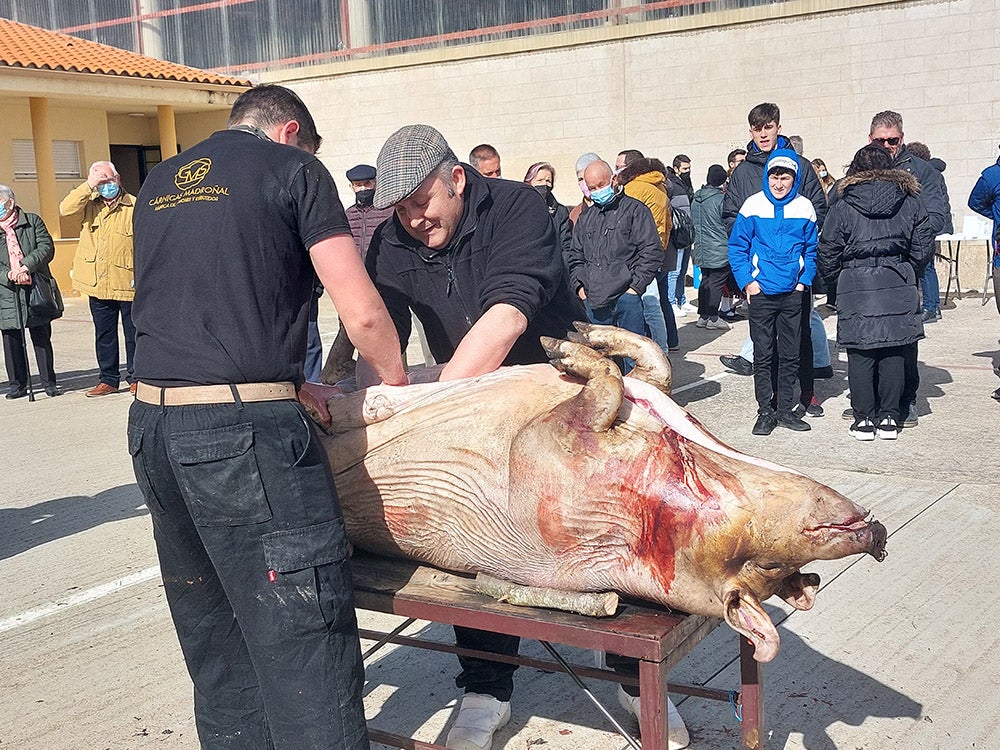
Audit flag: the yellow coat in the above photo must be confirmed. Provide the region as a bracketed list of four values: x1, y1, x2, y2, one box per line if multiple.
[623, 171, 671, 250]
[59, 182, 136, 301]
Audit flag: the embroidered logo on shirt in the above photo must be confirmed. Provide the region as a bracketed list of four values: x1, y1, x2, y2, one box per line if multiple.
[175, 158, 212, 191]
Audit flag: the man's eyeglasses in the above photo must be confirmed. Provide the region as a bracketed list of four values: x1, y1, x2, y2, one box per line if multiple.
[871, 137, 901, 147]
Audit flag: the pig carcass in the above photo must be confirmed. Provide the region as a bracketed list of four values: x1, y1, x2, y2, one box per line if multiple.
[315, 324, 886, 662]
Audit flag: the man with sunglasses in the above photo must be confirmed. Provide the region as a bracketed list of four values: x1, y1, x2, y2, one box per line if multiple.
[868, 110, 952, 324]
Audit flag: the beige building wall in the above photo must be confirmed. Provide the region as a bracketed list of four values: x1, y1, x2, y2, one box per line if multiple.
[280, 0, 1000, 231]
[1, 100, 110, 225]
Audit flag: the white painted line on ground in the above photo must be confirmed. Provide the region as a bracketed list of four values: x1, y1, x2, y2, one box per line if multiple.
[0, 565, 161, 633]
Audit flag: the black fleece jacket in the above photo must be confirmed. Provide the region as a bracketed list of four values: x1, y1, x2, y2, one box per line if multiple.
[365, 165, 583, 366]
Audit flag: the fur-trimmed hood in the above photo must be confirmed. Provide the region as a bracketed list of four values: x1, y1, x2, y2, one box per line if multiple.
[617, 157, 667, 188]
[837, 169, 921, 219]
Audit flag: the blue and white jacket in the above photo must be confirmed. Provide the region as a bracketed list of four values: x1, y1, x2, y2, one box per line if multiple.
[728, 149, 818, 295]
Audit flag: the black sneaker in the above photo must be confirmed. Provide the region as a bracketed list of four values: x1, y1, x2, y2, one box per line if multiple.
[900, 401, 918, 427]
[720, 354, 753, 376]
[752, 412, 778, 436]
[842, 407, 854, 421]
[921, 310, 939, 323]
[794, 396, 825, 417]
[776, 411, 811, 431]
[876, 416, 898, 440]
[992, 387, 1000, 402]
[849, 418, 876, 441]
[45, 385, 62, 397]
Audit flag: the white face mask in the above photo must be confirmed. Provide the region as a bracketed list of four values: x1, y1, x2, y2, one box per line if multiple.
[819, 170, 828, 178]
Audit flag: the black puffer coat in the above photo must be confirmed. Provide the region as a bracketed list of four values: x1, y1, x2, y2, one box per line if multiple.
[818, 170, 934, 349]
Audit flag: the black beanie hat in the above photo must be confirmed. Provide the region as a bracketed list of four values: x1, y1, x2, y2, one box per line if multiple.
[706, 164, 727, 187]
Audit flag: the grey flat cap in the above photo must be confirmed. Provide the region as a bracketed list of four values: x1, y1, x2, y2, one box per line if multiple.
[374, 124, 453, 209]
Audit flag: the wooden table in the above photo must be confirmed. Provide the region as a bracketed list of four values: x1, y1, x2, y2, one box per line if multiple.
[351, 552, 765, 749]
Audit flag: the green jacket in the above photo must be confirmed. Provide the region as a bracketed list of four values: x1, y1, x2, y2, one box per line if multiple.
[690, 185, 730, 269]
[60, 182, 136, 301]
[0, 209, 55, 330]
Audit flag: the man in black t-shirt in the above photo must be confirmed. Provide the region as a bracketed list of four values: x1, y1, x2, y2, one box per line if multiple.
[129, 85, 406, 750]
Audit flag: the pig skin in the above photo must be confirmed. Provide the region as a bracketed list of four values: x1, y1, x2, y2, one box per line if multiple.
[313, 325, 886, 661]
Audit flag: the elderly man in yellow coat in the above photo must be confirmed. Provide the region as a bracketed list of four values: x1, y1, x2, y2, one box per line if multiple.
[60, 160, 137, 396]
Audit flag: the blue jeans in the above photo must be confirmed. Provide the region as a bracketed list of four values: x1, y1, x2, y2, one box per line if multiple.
[305, 319, 323, 382]
[89, 296, 135, 387]
[656, 272, 680, 349]
[641, 279, 670, 354]
[587, 291, 646, 372]
[667, 246, 692, 305]
[921, 261, 940, 313]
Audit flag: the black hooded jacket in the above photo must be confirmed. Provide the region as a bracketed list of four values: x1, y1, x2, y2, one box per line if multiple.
[723, 134, 828, 234]
[818, 169, 934, 349]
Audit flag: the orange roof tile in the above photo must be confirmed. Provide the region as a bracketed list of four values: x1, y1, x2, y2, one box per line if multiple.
[0, 17, 251, 87]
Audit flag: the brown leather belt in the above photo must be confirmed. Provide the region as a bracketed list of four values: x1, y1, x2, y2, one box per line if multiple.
[135, 381, 298, 406]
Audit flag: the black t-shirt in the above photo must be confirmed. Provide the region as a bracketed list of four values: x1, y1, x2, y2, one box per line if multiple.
[132, 129, 350, 385]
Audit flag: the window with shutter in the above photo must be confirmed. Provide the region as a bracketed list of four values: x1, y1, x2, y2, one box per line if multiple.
[12, 139, 83, 180]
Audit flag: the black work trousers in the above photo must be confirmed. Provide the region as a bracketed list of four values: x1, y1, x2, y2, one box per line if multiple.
[749, 290, 803, 415]
[128, 398, 369, 750]
[454, 627, 520, 701]
[2, 323, 56, 389]
[848, 345, 906, 422]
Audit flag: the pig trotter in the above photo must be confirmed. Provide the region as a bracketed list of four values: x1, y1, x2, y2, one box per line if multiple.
[475, 574, 619, 617]
[540, 336, 623, 432]
[567, 322, 672, 394]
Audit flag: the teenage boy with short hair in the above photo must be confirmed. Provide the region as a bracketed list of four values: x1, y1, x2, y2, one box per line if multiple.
[729, 150, 818, 435]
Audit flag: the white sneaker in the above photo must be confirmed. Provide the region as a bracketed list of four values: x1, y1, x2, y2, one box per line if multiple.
[445, 693, 511, 750]
[706, 317, 731, 330]
[616, 686, 690, 749]
[681, 301, 699, 314]
[696, 317, 708, 328]
[876, 416, 898, 440]
[672, 304, 687, 318]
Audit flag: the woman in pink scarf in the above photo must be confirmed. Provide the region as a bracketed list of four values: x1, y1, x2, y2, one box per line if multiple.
[1, 185, 60, 398]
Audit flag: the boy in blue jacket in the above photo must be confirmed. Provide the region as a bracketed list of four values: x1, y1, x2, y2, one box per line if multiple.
[729, 150, 818, 435]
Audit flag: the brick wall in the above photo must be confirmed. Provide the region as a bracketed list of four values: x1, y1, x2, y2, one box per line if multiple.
[282, 0, 1000, 230]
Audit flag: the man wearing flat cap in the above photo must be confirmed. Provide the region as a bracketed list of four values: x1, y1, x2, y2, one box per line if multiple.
[362, 124, 583, 750]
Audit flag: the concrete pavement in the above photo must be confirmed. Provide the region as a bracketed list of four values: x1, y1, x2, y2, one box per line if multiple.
[1, 257, 998, 749]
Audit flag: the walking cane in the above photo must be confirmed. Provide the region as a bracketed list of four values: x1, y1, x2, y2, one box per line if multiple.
[12, 280, 35, 402]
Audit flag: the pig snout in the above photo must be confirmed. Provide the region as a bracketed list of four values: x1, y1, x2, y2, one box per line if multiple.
[867, 519, 888, 562]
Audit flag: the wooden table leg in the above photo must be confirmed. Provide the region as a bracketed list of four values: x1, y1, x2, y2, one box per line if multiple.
[638, 657, 669, 750]
[739, 637, 765, 749]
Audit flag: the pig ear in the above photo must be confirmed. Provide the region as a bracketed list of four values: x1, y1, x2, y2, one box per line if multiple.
[776, 572, 820, 611]
[723, 588, 780, 663]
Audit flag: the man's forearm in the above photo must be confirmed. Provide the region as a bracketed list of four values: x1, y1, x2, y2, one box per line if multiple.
[438, 303, 528, 381]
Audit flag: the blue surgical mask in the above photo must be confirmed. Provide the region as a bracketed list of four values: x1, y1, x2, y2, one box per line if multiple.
[0, 202, 9, 220]
[98, 182, 120, 200]
[590, 185, 616, 206]
[819, 170, 828, 178]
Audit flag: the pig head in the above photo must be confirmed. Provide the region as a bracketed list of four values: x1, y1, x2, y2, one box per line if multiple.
[315, 324, 886, 661]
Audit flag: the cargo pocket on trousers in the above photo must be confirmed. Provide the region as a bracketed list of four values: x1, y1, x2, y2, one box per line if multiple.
[127, 424, 165, 515]
[168, 423, 273, 526]
[262, 519, 354, 634]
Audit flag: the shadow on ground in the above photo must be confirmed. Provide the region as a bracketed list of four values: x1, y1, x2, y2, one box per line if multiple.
[0, 484, 148, 559]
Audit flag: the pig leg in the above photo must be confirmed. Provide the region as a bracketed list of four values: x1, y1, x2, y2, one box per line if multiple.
[540, 337, 623, 432]
[567, 322, 672, 395]
[724, 587, 781, 662]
